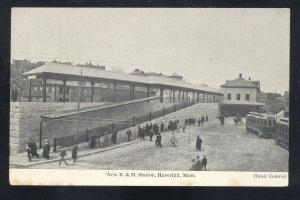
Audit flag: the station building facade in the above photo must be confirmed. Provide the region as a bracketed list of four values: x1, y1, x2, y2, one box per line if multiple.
[219, 73, 264, 116]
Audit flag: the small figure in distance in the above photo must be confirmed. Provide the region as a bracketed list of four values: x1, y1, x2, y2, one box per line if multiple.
[71, 144, 78, 163]
[59, 148, 68, 166]
[170, 132, 176, 147]
[202, 155, 208, 171]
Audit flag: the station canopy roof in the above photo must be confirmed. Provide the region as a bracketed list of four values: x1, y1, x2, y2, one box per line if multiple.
[23, 63, 222, 94]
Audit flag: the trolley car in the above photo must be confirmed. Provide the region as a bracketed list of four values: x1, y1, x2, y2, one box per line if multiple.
[275, 117, 289, 149]
[245, 112, 276, 138]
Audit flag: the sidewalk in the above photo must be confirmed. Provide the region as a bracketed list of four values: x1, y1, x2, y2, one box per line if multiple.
[10, 103, 220, 168]
[10, 139, 142, 168]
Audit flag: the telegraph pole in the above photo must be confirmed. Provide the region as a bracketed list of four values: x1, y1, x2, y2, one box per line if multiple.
[76, 70, 82, 138]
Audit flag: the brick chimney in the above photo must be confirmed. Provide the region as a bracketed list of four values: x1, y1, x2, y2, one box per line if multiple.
[239, 73, 242, 78]
[249, 77, 251, 80]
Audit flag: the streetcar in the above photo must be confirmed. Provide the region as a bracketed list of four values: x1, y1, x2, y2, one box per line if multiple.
[245, 112, 276, 138]
[274, 117, 289, 149]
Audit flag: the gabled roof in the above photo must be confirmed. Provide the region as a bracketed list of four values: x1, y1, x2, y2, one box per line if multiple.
[221, 74, 260, 90]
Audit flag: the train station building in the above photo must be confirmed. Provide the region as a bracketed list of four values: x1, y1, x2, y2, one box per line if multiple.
[219, 73, 264, 116]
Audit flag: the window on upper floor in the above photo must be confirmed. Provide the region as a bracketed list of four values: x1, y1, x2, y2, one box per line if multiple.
[236, 93, 240, 100]
[246, 94, 250, 101]
[227, 93, 231, 100]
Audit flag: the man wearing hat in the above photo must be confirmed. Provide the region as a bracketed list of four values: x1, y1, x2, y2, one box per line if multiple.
[42, 139, 51, 160]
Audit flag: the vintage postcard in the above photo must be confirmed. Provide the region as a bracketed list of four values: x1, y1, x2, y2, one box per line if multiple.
[9, 8, 289, 186]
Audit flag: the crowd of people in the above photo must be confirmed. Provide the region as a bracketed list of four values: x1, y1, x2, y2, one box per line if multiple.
[185, 116, 208, 127]
[25, 113, 213, 170]
[189, 155, 208, 171]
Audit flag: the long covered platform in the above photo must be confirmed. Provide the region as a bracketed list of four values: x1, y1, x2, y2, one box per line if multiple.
[23, 63, 223, 103]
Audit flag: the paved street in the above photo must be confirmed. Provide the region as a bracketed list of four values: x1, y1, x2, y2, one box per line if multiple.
[30, 118, 288, 171]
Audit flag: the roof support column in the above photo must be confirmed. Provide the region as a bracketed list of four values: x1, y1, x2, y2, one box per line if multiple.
[29, 79, 32, 102]
[186, 91, 189, 103]
[91, 81, 94, 102]
[54, 84, 57, 102]
[147, 86, 150, 97]
[197, 92, 199, 103]
[160, 87, 164, 103]
[132, 85, 135, 100]
[203, 93, 205, 103]
[169, 89, 172, 103]
[213, 94, 216, 103]
[192, 92, 195, 103]
[178, 91, 181, 102]
[62, 79, 66, 102]
[182, 91, 185, 103]
[113, 83, 117, 102]
[43, 77, 47, 103]
[173, 90, 176, 103]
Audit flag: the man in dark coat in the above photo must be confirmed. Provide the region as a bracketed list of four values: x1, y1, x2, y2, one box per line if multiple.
[153, 124, 158, 135]
[126, 128, 132, 141]
[71, 144, 78, 162]
[157, 134, 162, 147]
[201, 155, 208, 171]
[206, 116, 208, 122]
[90, 134, 96, 148]
[138, 125, 142, 140]
[160, 122, 164, 132]
[198, 118, 201, 127]
[42, 140, 50, 159]
[201, 116, 205, 126]
[149, 129, 154, 142]
[112, 131, 117, 144]
[196, 136, 202, 151]
[145, 123, 149, 136]
[30, 139, 39, 158]
[221, 116, 225, 126]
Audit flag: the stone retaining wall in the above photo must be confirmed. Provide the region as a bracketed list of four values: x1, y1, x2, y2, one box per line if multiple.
[10, 100, 219, 155]
[9, 102, 106, 155]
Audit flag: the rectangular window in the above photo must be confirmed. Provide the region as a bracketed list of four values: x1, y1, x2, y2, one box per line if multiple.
[227, 93, 231, 100]
[246, 94, 250, 101]
[236, 93, 240, 100]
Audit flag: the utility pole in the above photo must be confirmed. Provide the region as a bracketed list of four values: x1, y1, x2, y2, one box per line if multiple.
[76, 70, 82, 138]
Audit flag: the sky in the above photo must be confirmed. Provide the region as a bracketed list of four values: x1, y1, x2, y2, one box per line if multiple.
[11, 8, 290, 94]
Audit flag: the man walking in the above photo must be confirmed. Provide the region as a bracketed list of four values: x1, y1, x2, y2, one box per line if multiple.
[170, 132, 176, 147]
[157, 133, 162, 147]
[149, 129, 154, 142]
[59, 149, 68, 166]
[71, 144, 78, 162]
[42, 140, 50, 160]
[125, 128, 132, 142]
[201, 155, 208, 171]
[196, 136, 202, 151]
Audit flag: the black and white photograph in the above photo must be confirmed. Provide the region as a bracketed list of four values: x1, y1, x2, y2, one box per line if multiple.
[9, 8, 289, 186]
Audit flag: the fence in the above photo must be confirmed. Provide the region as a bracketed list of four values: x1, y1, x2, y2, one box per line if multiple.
[51, 101, 195, 149]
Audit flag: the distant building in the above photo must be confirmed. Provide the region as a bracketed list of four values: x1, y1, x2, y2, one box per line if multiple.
[130, 69, 146, 76]
[219, 73, 264, 116]
[258, 92, 281, 102]
[168, 72, 184, 81]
